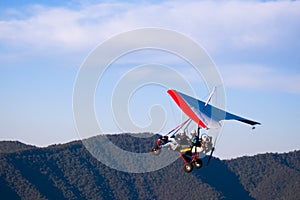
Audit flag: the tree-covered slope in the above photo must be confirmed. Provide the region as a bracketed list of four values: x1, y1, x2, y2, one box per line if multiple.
[0, 134, 299, 200]
[0, 141, 36, 154]
[225, 151, 300, 200]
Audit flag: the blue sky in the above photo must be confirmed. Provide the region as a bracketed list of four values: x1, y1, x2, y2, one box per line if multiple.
[0, 0, 299, 159]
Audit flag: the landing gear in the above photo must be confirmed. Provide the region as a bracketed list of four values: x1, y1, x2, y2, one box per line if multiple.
[181, 154, 203, 172]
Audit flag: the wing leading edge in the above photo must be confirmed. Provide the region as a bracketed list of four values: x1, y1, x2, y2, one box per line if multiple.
[167, 89, 261, 129]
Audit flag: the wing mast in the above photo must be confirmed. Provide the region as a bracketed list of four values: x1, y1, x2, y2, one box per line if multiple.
[205, 86, 216, 107]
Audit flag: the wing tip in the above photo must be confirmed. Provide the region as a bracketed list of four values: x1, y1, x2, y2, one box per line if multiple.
[240, 119, 261, 126]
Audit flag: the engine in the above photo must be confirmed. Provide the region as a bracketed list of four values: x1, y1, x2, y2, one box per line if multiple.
[200, 134, 213, 153]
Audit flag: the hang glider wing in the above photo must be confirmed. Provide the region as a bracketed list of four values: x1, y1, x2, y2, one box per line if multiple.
[167, 89, 261, 129]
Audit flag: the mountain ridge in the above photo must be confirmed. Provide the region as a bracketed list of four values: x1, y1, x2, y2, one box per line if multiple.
[0, 135, 299, 200]
[0, 140, 37, 154]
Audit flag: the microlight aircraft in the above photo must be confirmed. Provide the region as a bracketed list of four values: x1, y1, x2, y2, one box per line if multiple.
[151, 89, 261, 173]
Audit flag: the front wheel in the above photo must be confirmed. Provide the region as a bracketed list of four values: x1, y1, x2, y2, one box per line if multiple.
[183, 162, 193, 173]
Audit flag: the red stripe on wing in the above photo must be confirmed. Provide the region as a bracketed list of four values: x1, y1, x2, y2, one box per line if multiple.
[167, 89, 207, 128]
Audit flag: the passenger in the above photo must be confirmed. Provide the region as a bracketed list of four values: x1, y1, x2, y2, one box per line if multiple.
[190, 129, 198, 146]
[190, 129, 202, 154]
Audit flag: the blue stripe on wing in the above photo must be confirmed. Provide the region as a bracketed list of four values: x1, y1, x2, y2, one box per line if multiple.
[176, 91, 260, 126]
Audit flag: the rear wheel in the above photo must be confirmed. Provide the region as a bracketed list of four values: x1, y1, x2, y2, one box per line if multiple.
[183, 162, 193, 173]
[193, 159, 203, 169]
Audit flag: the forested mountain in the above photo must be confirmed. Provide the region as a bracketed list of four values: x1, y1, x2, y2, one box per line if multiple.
[0, 141, 36, 154]
[0, 134, 299, 200]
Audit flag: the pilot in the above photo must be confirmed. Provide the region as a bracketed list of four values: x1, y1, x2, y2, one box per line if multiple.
[175, 129, 190, 146]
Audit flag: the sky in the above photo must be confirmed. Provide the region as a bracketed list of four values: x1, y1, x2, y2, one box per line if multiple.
[0, 0, 300, 159]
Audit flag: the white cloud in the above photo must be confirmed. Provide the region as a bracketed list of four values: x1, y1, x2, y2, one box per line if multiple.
[221, 64, 300, 94]
[0, 0, 299, 53]
[1, 6, 90, 51]
[0, 0, 299, 95]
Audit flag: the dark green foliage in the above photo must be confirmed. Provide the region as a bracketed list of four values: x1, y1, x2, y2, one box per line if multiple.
[0, 135, 299, 200]
[0, 141, 36, 154]
[225, 151, 300, 200]
[106, 133, 158, 153]
[195, 157, 254, 200]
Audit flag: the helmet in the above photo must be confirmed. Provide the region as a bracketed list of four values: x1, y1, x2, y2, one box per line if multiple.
[190, 129, 196, 134]
[179, 129, 185, 135]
